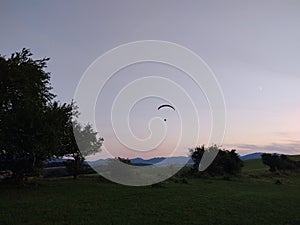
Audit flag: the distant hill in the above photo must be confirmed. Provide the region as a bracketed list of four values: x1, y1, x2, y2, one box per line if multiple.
[131, 157, 165, 165]
[86, 156, 194, 167]
[44, 158, 69, 168]
[46, 154, 299, 169]
[240, 152, 265, 161]
[240, 152, 296, 161]
[131, 156, 194, 166]
[130, 156, 192, 165]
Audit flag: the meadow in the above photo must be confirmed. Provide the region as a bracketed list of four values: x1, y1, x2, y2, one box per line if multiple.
[0, 158, 300, 225]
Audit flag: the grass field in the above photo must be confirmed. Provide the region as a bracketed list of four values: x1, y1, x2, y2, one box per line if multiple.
[1, 156, 299, 225]
[241, 158, 268, 174]
[242, 155, 300, 174]
[1, 170, 300, 225]
[289, 154, 300, 161]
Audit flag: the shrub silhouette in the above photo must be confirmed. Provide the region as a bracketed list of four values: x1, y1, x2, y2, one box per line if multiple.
[190, 145, 243, 176]
[261, 153, 299, 172]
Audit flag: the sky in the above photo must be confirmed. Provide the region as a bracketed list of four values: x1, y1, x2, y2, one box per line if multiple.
[1, 0, 299, 159]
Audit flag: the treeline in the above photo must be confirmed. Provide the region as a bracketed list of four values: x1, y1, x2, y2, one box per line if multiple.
[0, 49, 103, 181]
[189, 147, 300, 177]
[261, 153, 300, 172]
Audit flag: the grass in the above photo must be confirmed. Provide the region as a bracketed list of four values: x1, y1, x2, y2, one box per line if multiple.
[1, 156, 299, 225]
[242, 155, 300, 174]
[1, 173, 300, 225]
[242, 158, 269, 174]
[289, 154, 300, 161]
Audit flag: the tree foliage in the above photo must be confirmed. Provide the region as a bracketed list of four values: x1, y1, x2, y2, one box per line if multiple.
[190, 145, 243, 176]
[0, 49, 103, 181]
[64, 121, 103, 179]
[0, 49, 56, 179]
[261, 153, 299, 172]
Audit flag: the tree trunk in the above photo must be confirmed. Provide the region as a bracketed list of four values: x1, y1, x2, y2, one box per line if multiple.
[73, 156, 78, 179]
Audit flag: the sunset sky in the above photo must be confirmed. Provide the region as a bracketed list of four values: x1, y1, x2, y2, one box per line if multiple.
[1, 0, 299, 159]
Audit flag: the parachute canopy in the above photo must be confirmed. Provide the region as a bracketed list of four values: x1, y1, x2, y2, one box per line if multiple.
[157, 104, 175, 111]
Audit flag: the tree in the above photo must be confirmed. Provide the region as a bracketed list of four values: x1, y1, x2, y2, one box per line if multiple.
[190, 145, 243, 176]
[262, 153, 299, 172]
[0, 49, 56, 180]
[261, 153, 278, 172]
[117, 157, 131, 165]
[63, 121, 103, 179]
[190, 145, 205, 174]
[0, 48, 103, 181]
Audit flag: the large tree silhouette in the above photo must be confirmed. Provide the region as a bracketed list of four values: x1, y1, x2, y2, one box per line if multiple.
[0, 49, 57, 180]
[0, 49, 102, 181]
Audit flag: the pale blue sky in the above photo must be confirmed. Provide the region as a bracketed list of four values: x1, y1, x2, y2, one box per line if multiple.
[1, 0, 299, 158]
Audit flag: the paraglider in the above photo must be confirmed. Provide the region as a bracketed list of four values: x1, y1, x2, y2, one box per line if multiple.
[157, 104, 175, 111]
[158, 104, 175, 122]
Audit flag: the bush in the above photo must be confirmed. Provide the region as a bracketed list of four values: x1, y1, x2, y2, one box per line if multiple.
[262, 153, 299, 172]
[190, 145, 243, 176]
